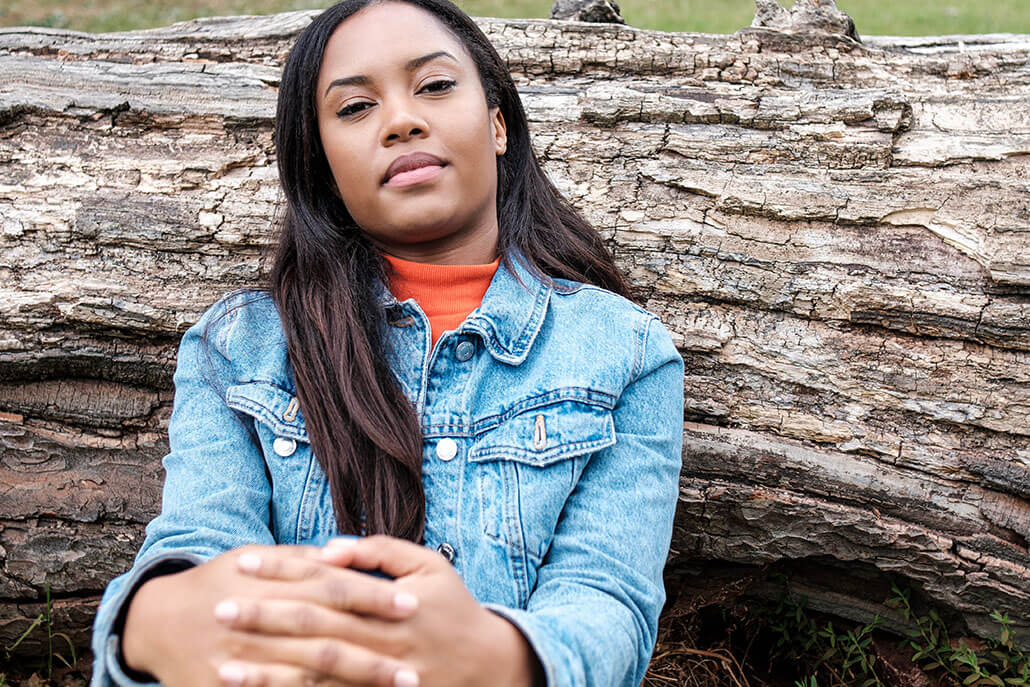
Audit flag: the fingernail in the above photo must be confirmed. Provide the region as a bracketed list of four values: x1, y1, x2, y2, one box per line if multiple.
[237, 553, 261, 573]
[214, 600, 239, 623]
[394, 592, 418, 612]
[394, 668, 419, 687]
[219, 662, 248, 687]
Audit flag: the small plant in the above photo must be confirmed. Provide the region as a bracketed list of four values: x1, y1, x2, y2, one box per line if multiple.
[754, 577, 885, 687]
[887, 584, 1029, 686]
[42, 582, 79, 680]
[2, 609, 44, 664]
[2, 582, 79, 684]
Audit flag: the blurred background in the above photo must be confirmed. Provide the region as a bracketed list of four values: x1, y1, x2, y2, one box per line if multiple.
[0, 0, 1027, 35]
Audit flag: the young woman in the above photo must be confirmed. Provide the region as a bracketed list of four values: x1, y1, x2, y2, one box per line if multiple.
[89, 1, 684, 686]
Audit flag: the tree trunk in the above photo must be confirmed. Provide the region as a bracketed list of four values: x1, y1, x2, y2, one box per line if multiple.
[1, 0, 1028, 665]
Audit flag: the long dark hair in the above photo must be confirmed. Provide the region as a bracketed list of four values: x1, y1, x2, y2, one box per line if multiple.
[269, 0, 632, 542]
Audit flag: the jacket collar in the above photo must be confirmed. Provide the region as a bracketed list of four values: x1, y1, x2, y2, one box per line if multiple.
[376, 249, 551, 366]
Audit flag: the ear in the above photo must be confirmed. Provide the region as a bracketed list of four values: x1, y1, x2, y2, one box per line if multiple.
[490, 106, 507, 156]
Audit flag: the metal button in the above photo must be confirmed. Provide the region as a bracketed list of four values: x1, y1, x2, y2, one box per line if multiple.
[435, 438, 458, 461]
[437, 542, 456, 563]
[455, 340, 475, 362]
[273, 436, 297, 457]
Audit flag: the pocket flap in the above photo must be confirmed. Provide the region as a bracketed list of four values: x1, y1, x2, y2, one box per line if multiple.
[469, 402, 615, 466]
[226, 381, 309, 443]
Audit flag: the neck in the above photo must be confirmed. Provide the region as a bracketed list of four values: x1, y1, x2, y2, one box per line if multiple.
[370, 213, 500, 265]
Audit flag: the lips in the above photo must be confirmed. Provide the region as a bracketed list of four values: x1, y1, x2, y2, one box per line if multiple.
[383, 152, 446, 185]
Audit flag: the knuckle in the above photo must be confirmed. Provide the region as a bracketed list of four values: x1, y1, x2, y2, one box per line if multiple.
[294, 603, 318, 635]
[370, 657, 399, 687]
[298, 561, 324, 580]
[301, 669, 321, 687]
[313, 640, 342, 675]
[325, 578, 351, 610]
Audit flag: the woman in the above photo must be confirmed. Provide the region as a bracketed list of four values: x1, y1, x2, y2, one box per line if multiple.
[89, 1, 684, 686]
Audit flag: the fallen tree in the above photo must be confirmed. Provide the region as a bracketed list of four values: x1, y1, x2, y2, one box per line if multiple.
[0, 0, 1028, 667]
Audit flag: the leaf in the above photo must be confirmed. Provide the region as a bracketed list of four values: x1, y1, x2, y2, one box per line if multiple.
[53, 631, 78, 663]
[6, 613, 44, 652]
[965, 673, 982, 685]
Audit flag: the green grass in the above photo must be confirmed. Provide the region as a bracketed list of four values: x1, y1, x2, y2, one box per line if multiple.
[0, 0, 1027, 35]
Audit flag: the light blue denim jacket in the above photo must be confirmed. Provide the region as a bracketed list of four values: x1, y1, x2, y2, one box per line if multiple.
[90, 252, 685, 687]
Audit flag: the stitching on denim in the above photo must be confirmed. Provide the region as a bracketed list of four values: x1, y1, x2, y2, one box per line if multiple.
[509, 282, 550, 356]
[225, 389, 309, 442]
[470, 433, 616, 465]
[632, 315, 657, 383]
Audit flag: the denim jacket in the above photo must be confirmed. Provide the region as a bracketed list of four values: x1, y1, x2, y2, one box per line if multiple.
[89, 252, 685, 687]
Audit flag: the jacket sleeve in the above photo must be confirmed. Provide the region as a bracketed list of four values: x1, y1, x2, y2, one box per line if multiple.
[482, 314, 685, 687]
[90, 292, 276, 687]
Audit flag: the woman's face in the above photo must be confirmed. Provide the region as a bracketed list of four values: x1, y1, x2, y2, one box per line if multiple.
[315, 1, 507, 263]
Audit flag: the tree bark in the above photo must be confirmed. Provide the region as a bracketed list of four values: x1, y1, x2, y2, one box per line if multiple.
[1, 0, 1028, 664]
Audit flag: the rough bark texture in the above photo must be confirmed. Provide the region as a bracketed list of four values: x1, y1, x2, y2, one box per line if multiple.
[1, 0, 1028, 666]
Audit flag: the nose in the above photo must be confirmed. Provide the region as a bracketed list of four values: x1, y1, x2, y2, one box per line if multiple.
[380, 93, 428, 145]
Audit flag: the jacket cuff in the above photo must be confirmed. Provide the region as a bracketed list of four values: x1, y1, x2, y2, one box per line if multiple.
[93, 550, 211, 687]
[481, 602, 558, 687]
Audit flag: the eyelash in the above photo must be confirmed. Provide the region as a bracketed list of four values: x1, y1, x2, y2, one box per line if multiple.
[336, 79, 457, 118]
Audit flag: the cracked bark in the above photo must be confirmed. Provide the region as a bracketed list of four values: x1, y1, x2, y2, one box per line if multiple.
[1, 0, 1028, 663]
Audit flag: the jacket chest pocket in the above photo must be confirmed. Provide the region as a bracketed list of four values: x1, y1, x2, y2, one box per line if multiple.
[469, 400, 616, 567]
[225, 381, 315, 544]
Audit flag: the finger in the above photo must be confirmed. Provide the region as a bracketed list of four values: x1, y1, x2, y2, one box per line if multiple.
[218, 660, 419, 687]
[218, 637, 420, 687]
[214, 598, 415, 644]
[234, 545, 327, 577]
[237, 550, 333, 580]
[226, 563, 417, 619]
[218, 661, 343, 687]
[320, 535, 441, 579]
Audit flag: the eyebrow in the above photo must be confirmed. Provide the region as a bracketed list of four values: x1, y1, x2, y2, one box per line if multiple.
[323, 50, 459, 100]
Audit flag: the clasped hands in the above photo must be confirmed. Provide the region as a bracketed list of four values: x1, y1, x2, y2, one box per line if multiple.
[127, 535, 531, 687]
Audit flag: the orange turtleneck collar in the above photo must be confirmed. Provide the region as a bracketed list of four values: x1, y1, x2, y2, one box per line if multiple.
[382, 252, 500, 347]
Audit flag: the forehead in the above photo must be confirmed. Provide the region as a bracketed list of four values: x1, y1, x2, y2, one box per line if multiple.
[318, 2, 470, 81]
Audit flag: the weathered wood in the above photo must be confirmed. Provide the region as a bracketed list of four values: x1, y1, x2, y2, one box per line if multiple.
[1, 0, 1028, 665]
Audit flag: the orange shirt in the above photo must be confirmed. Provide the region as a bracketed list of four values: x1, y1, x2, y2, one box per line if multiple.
[382, 252, 500, 347]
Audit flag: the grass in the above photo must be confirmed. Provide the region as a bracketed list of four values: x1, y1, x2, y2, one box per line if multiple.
[2, 583, 82, 687]
[0, 0, 1027, 35]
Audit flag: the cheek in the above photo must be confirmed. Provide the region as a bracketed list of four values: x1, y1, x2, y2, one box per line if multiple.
[321, 134, 373, 204]
[451, 114, 499, 180]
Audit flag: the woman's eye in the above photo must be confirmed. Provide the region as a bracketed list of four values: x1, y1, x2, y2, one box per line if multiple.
[419, 79, 456, 94]
[337, 101, 372, 118]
